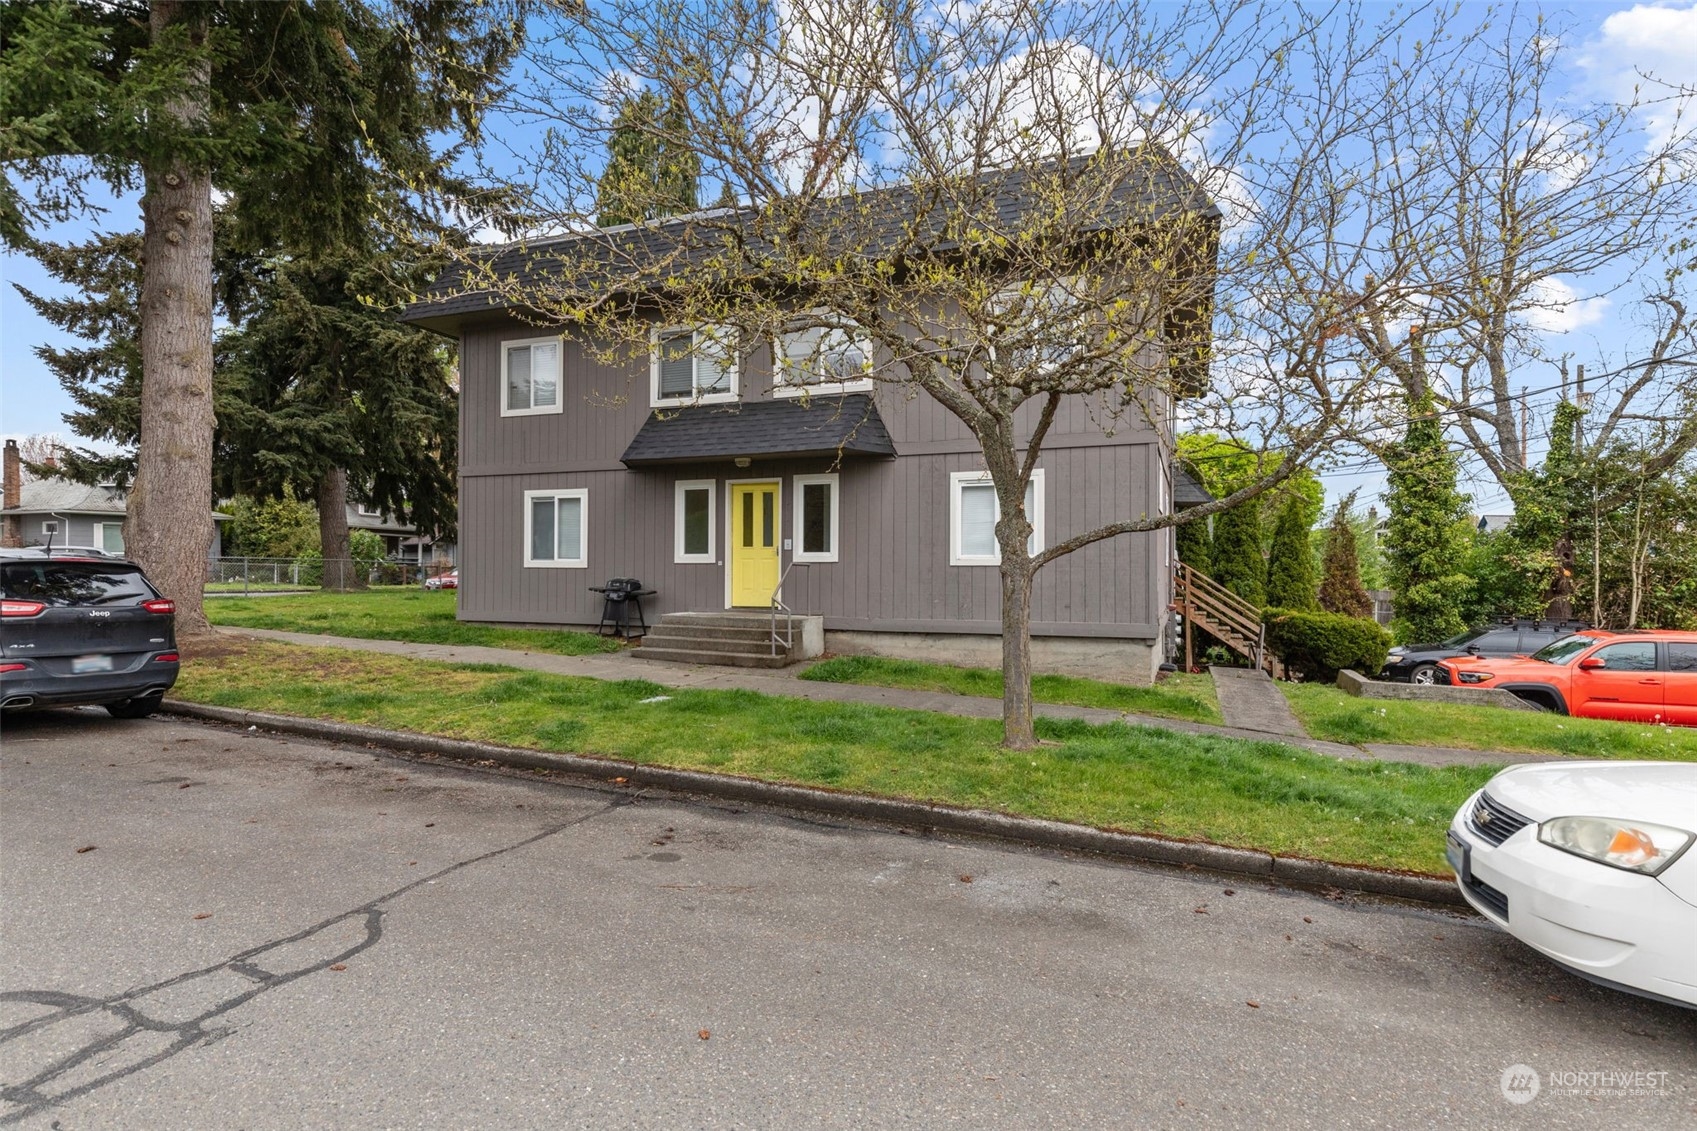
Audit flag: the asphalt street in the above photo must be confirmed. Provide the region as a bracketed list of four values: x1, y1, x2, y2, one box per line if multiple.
[2, 710, 1694, 1129]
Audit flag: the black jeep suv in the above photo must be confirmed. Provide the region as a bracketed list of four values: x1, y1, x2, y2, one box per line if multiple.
[1378, 618, 1588, 685]
[1, 551, 180, 718]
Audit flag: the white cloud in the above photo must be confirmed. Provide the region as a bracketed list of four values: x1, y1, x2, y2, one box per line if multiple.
[1523, 277, 1610, 333]
[1581, 3, 1697, 151]
[1595, 3, 1697, 82]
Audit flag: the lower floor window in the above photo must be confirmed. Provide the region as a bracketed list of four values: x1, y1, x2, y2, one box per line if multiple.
[525, 488, 587, 568]
[94, 522, 125, 554]
[675, 480, 715, 563]
[949, 469, 1043, 565]
[793, 474, 838, 562]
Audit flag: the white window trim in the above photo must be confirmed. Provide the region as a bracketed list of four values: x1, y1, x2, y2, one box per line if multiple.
[674, 479, 717, 564]
[988, 277, 1087, 376]
[650, 325, 741, 408]
[356, 504, 383, 518]
[772, 313, 875, 397]
[501, 336, 566, 418]
[948, 469, 1044, 566]
[792, 474, 840, 563]
[94, 521, 125, 553]
[523, 488, 588, 569]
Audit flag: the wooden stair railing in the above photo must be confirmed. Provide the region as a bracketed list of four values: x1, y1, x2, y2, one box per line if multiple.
[1173, 563, 1277, 676]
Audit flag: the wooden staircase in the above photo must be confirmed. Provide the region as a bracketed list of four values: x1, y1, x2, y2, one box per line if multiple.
[1173, 563, 1278, 676]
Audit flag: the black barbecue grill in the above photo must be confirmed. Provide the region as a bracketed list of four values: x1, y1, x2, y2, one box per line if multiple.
[589, 578, 655, 638]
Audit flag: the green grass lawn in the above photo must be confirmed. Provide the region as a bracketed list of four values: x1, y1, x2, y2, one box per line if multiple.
[800, 655, 1223, 725]
[174, 639, 1503, 874]
[1280, 682, 1697, 761]
[204, 588, 620, 656]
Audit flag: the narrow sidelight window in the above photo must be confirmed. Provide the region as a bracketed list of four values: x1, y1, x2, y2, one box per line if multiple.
[793, 474, 839, 562]
[675, 481, 715, 563]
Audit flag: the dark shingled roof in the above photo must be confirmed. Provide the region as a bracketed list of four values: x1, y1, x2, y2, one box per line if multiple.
[1172, 462, 1213, 508]
[621, 394, 896, 467]
[403, 148, 1218, 335]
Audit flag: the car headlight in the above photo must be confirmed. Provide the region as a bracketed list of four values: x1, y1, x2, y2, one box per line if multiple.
[1457, 671, 1491, 683]
[1387, 647, 1406, 657]
[1537, 816, 1695, 876]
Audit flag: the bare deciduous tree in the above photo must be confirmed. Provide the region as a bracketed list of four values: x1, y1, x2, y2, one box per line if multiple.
[1348, 10, 1697, 494]
[441, 0, 1507, 746]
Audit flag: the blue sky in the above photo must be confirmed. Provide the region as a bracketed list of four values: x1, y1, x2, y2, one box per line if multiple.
[2, 0, 1694, 517]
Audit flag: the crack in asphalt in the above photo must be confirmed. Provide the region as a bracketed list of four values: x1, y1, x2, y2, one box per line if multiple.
[0, 797, 630, 1125]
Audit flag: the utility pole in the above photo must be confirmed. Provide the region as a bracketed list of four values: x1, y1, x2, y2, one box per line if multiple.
[1576, 364, 1600, 625]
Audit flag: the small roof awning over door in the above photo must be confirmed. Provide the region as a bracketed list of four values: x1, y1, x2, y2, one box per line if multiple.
[620, 393, 897, 467]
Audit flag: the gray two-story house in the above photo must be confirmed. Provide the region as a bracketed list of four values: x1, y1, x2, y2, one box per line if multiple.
[403, 159, 1214, 683]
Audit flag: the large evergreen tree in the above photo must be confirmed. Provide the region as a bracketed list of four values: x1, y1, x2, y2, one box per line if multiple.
[10, 232, 148, 486]
[216, 240, 459, 590]
[1208, 502, 1265, 608]
[0, 0, 521, 630]
[1317, 492, 1373, 618]
[1265, 493, 1318, 610]
[1383, 391, 1473, 643]
[595, 89, 700, 227]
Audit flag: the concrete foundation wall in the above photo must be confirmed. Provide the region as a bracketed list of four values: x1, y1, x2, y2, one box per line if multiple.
[826, 630, 1159, 685]
[1336, 669, 1538, 712]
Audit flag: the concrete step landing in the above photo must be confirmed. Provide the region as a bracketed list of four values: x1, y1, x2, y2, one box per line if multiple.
[632, 611, 824, 669]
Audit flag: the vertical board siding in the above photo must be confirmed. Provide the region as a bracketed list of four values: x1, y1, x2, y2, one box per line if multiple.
[458, 312, 1167, 638]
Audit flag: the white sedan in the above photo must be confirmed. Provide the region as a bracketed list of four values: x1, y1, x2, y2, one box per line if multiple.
[1447, 761, 1697, 1008]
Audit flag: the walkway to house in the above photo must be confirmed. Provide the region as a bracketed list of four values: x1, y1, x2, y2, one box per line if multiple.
[1208, 666, 1309, 738]
[214, 628, 1557, 768]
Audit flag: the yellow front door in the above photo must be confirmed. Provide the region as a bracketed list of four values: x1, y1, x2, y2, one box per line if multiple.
[729, 482, 780, 607]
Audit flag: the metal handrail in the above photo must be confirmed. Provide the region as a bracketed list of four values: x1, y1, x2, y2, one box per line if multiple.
[769, 560, 802, 657]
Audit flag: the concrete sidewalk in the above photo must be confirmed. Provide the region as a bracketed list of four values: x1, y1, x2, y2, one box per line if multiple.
[1209, 665, 1310, 738]
[216, 628, 1554, 767]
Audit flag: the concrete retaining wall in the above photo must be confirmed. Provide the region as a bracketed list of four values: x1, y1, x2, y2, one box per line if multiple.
[1337, 669, 1537, 712]
[826, 630, 1159, 685]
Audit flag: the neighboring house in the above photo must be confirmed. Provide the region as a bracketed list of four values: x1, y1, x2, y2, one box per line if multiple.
[1475, 513, 1513, 534]
[401, 159, 1215, 683]
[1, 439, 228, 557]
[345, 503, 456, 566]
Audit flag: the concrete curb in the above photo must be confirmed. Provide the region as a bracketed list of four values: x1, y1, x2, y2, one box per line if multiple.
[160, 698, 1466, 909]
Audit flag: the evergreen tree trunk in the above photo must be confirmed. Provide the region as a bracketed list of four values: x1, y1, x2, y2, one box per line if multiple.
[316, 467, 361, 591]
[128, 0, 214, 635]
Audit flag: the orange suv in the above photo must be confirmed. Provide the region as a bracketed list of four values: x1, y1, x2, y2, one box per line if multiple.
[1439, 629, 1697, 725]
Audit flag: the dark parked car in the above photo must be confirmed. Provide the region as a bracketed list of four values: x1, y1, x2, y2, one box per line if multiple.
[1, 551, 180, 718]
[1378, 619, 1588, 685]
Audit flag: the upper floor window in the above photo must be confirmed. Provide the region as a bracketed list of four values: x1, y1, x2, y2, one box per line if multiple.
[651, 326, 738, 406]
[989, 279, 1089, 375]
[503, 337, 563, 417]
[356, 503, 383, 519]
[775, 315, 874, 396]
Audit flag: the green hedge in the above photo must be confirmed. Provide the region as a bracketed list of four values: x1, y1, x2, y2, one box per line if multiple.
[1263, 607, 1391, 682]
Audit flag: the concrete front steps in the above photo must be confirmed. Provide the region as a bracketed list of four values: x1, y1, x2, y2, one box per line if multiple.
[631, 612, 825, 669]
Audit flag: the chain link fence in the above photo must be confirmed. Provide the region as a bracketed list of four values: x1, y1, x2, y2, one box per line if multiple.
[205, 556, 451, 594]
